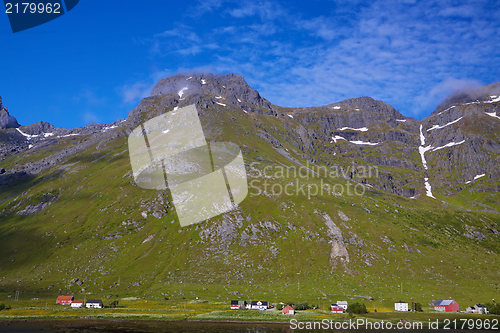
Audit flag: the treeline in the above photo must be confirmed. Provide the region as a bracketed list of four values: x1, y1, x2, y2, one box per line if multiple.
[485, 302, 500, 315]
[276, 301, 310, 310]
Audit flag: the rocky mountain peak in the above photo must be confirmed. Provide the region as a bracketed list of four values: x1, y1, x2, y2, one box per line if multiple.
[150, 73, 273, 109]
[331, 96, 404, 119]
[432, 81, 500, 115]
[0, 96, 20, 129]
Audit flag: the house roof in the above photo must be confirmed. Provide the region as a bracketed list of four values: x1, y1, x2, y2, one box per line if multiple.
[283, 305, 294, 311]
[395, 302, 408, 304]
[251, 301, 268, 305]
[57, 296, 74, 300]
[230, 300, 239, 305]
[72, 300, 84, 303]
[435, 300, 455, 306]
[87, 299, 103, 303]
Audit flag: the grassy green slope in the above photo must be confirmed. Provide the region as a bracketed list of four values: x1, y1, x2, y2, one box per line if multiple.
[0, 97, 499, 311]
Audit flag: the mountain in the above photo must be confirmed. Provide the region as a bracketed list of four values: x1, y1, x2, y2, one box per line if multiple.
[0, 96, 20, 129]
[0, 74, 499, 308]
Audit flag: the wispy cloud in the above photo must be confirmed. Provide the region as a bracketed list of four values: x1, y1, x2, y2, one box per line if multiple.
[120, 82, 154, 104]
[227, 1, 285, 20]
[140, 0, 500, 118]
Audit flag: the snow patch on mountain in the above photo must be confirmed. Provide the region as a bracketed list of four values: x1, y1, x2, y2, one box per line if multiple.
[432, 140, 465, 152]
[438, 105, 455, 115]
[486, 112, 500, 120]
[338, 127, 368, 131]
[178, 87, 188, 98]
[485, 96, 500, 103]
[424, 178, 435, 198]
[466, 174, 486, 184]
[427, 117, 463, 131]
[331, 135, 346, 143]
[16, 128, 38, 139]
[349, 140, 379, 146]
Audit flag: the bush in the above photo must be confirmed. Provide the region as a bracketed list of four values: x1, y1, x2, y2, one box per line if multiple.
[347, 302, 367, 315]
[108, 300, 119, 308]
[295, 301, 309, 310]
[485, 302, 500, 315]
[415, 302, 423, 312]
[0, 303, 4, 311]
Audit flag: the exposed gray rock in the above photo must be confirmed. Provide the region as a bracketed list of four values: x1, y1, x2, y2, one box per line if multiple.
[17, 202, 50, 215]
[0, 96, 20, 129]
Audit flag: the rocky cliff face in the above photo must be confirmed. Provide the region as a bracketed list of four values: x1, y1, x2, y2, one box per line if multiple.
[1, 74, 500, 200]
[0, 96, 20, 129]
[0, 74, 499, 303]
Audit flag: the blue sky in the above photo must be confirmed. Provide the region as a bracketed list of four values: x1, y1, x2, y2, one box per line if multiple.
[1, 0, 499, 128]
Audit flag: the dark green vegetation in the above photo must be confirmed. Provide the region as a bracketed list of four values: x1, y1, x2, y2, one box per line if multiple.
[486, 302, 500, 315]
[347, 302, 368, 315]
[0, 74, 499, 315]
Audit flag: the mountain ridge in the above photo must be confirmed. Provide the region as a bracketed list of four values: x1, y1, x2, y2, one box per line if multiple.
[0, 73, 499, 307]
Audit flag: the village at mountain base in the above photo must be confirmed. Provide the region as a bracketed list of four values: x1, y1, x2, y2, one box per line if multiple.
[55, 295, 490, 314]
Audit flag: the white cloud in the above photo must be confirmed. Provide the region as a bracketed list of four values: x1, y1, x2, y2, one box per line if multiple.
[141, 0, 500, 118]
[120, 81, 155, 104]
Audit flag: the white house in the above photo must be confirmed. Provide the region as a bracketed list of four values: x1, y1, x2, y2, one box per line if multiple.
[395, 302, 409, 312]
[70, 300, 84, 308]
[466, 304, 489, 314]
[251, 301, 268, 309]
[336, 301, 348, 310]
[86, 299, 103, 308]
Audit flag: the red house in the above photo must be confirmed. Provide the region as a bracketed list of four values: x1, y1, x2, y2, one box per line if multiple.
[56, 296, 74, 305]
[434, 300, 459, 312]
[282, 305, 295, 315]
[331, 305, 344, 313]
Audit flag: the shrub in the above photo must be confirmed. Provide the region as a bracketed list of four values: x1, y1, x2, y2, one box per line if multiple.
[347, 302, 367, 314]
[108, 300, 119, 308]
[295, 301, 309, 310]
[415, 302, 423, 312]
[485, 302, 500, 315]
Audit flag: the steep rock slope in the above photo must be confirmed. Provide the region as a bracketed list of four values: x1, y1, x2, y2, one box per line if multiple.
[0, 74, 499, 305]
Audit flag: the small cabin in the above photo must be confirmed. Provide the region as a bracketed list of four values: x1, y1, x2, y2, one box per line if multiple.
[282, 305, 295, 315]
[71, 301, 84, 308]
[466, 304, 489, 314]
[86, 299, 103, 309]
[336, 301, 348, 310]
[251, 301, 268, 310]
[331, 304, 344, 313]
[395, 301, 409, 312]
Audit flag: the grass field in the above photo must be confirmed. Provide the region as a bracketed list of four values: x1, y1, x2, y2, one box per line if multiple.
[0, 297, 498, 327]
